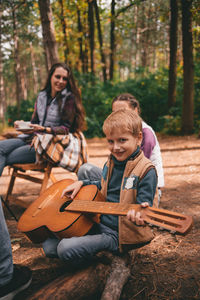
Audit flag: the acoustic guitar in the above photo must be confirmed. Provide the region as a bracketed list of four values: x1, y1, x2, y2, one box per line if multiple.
[18, 179, 193, 243]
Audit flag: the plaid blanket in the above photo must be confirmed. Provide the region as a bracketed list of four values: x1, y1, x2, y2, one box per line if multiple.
[33, 132, 88, 173]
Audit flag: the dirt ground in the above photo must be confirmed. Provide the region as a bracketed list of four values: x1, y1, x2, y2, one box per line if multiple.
[1, 135, 200, 299]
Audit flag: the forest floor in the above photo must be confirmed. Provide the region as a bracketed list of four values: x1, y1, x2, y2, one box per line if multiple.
[1, 134, 200, 299]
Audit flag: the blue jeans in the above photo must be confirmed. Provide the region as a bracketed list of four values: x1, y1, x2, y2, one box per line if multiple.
[77, 163, 102, 181]
[42, 223, 119, 264]
[0, 200, 13, 287]
[0, 138, 36, 176]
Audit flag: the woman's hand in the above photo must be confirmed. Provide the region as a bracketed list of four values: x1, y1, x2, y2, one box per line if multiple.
[30, 124, 45, 132]
[61, 181, 83, 199]
[127, 202, 149, 226]
[14, 120, 24, 128]
[14, 120, 34, 133]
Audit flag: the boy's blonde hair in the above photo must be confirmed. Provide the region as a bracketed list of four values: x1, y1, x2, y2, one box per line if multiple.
[103, 109, 142, 137]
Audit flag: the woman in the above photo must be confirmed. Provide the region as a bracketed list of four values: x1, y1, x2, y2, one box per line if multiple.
[0, 62, 86, 176]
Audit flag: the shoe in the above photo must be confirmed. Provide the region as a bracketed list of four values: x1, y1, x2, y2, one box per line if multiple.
[0, 265, 32, 300]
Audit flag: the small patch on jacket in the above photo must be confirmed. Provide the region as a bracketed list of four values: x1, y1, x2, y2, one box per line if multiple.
[102, 165, 108, 180]
[123, 175, 138, 190]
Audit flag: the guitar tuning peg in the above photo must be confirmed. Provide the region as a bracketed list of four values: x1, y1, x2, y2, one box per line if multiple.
[170, 230, 176, 235]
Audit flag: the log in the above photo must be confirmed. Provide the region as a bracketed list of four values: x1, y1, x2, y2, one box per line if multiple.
[29, 251, 135, 300]
[29, 262, 109, 300]
[101, 253, 131, 300]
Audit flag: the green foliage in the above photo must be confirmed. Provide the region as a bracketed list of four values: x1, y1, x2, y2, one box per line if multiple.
[6, 61, 200, 138]
[76, 73, 113, 137]
[78, 62, 200, 137]
[158, 106, 182, 135]
[77, 68, 169, 137]
[156, 59, 200, 135]
[6, 99, 35, 126]
[113, 69, 169, 131]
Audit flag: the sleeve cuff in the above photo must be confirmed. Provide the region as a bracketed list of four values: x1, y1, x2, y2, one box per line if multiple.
[82, 179, 91, 186]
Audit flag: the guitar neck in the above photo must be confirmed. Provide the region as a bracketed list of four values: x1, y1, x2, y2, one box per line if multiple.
[65, 200, 135, 216]
[65, 200, 193, 235]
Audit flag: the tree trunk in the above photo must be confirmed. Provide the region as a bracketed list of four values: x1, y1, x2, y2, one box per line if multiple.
[134, 5, 140, 70]
[151, 6, 158, 71]
[168, 0, 178, 108]
[20, 64, 27, 100]
[181, 0, 194, 134]
[0, 62, 6, 125]
[38, 0, 59, 71]
[0, 9, 6, 124]
[58, 0, 69, 64]
[140, 3, 147, 69]
[77, 6, 89, 73]
[88, 0, 95, 75]
[84, 32, 89, 74]
[12, 6, 21, 118]
[93, 0, 107, 82]
[77, 7, 85, 73]
[109, 0, 115, 81]
[29, 41, 39, 95]
[144, 3, 151, 69]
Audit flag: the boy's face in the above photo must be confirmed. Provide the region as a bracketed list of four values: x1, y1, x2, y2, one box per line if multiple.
[106, 128, 142, 161]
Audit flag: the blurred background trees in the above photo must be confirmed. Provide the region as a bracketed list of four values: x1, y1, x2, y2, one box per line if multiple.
[0, 0, 199, 137]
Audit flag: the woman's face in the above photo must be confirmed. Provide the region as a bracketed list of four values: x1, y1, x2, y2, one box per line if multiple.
[51, 67, 68, 97]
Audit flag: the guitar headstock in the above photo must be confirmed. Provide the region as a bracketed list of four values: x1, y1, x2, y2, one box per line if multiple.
[142, 207, 193, 235]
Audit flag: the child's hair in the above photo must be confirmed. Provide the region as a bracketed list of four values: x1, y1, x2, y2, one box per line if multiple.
[112, 93, 141, 114]
[103, 109, 142, 137]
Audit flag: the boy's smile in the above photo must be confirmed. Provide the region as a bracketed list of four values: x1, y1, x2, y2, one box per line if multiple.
[106, 129, 142, 161]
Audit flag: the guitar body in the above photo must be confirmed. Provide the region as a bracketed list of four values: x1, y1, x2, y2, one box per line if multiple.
[18, 179, 104, 243]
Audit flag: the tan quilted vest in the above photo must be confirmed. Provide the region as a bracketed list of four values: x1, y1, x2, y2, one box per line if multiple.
[101, 150, 156, 252]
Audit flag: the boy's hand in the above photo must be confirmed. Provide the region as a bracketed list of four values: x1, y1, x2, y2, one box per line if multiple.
[61, 181, 83, 199]
[127, 202, 149, 226]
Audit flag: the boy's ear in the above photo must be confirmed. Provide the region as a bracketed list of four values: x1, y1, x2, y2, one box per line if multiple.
[137, 131, 143, 146]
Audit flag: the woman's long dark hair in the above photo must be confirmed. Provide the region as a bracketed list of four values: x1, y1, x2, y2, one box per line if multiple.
[42, 62, 86, 132]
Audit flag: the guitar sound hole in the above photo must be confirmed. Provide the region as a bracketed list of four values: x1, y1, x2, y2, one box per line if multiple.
[60, 200, 73, 212]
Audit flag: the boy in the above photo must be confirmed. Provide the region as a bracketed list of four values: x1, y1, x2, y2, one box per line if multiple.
[78, 93, 164, 207]
[42, 109, 157, 263]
